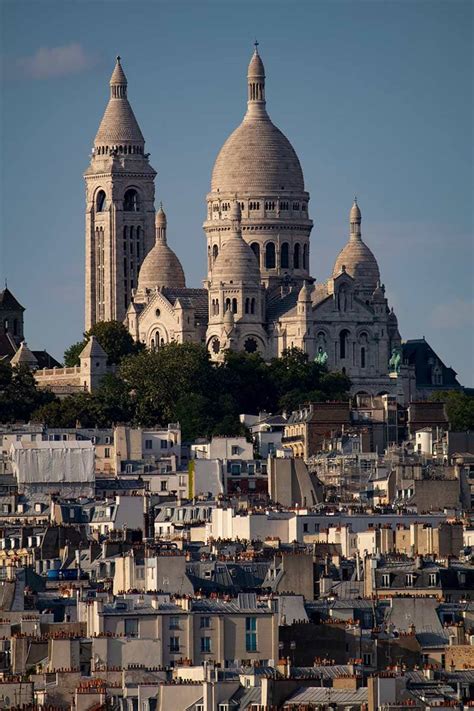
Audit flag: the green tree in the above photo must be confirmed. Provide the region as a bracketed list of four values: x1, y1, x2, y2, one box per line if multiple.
[120, 342, 215, 428]
[0, 363, 56, 423]
[430, 390, 474, 431]
[64, 320, 142, 366]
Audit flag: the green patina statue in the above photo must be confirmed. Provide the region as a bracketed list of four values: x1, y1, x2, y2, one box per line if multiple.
[389, 346, 402, 373]
[315, 347, 328, 366]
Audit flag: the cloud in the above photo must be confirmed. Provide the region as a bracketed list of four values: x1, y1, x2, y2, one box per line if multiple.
[16, 43, 96, 80]
[430, 299, 474, 330]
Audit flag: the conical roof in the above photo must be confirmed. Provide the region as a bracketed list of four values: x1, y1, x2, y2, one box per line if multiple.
[211, 47, 304, 194]
[79, 335, 108, 359]
[0, 287, 24, 311]
[94, 57, 145, 148]
[10, 341, 38, 369]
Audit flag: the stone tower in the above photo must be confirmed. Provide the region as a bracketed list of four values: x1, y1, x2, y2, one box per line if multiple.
[84, 57, 156, 329]
[206, 201, 266, 359]
[204, 44, 313, 295]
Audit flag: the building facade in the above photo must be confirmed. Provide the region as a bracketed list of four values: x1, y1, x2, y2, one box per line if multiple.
[85, 50, 419, 399]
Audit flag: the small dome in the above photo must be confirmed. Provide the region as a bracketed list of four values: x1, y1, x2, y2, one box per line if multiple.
[298, 280, 312, 302]
[350, 199, 361, 222]
[248, 48, 265, 78]
[213, 237, 260, 284]
[333, 200, 380, 291]
[333, 240, 380, 291]
[156, 204, 167, 227]
[138, 240, 186, 291]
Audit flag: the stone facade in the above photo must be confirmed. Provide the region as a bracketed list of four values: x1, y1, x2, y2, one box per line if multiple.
[86, 50, 408, 398]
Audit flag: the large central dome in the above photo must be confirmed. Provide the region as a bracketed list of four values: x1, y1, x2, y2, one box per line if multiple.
[211, 47, 305, 195]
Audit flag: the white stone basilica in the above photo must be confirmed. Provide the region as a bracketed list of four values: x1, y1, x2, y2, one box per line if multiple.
[85, 49, 405, 397]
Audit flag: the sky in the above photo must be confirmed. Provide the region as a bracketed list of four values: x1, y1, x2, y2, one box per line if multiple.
[0, 0, 472, 384]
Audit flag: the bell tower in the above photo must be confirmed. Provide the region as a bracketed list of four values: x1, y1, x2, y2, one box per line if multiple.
[84, 57, 157, 329]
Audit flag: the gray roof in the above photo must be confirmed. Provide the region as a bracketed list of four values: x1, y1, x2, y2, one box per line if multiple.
[285, 687, 368, 704]
[161, 288, 209, 320]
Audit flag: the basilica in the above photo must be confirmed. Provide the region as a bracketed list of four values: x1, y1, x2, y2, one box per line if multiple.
[84, 48, 408, 398]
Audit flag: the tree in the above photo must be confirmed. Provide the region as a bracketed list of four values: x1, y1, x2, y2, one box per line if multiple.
[64, 320, 142, 366]
[430, 390, 474, 431]
[0, 363, 56, 423]
[120, 342, 216, 429]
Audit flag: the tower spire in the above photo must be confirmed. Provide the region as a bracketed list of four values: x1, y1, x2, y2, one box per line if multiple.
[350, 197, 362, 239]
[247, 43, 267, 118]
[109, 55, 128, 98]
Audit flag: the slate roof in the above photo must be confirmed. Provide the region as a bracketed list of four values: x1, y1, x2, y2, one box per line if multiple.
[403, 339, 460, 388]
[0, 287, 24, 311]
[266, 290, 299, 321]
[161, 288, 209, 320]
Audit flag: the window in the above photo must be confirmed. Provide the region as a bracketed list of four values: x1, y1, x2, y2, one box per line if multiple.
[200, 616, 211, 628]
[303, 244, 308, 270]
[231, 446, 239, 455]
[160, 440, 168, 449]
[105, 436, 111, 445]
[363, 652, 373, 666]
[281, 242, 289, 269]
[169, 636, 180, 652]
[201, 636, 211, 653]
[104, 448, 110, 459]
[406, 574, 415, 587]
[96, 190, 107, 212]
[125, 618, 139, 638]
[381, 574, 390, 588]
[145, 439, 153, 450]
[293, 243, 300, 269]
[280, 201, 289, 210]
[232, 298, 238, 314]
[265, 242, 276, 269]
[339, 330, 349, 359]
[169, 616, 180, 630]
[245, 617, 257, 652]
[160, 480, 168, 492]
[429, 573, 437, 587]
[250, 242, 260, 263]
[124, 188, 139, 212]
[361, 347, 366, 369]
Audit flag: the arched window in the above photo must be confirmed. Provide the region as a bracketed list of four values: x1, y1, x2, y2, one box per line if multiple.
[250, 242, 260, 264]
[245, 298, 250, 314]
[361, 347, 366, 369]
[212, 244, 219, 261]
[250, 298, 256, 314]
[339, 330, 350, 359]
[294, 243, 301, 269]
[232, 298, 238, 314]
[265, 242, 276, 269]
[225, 298, 231, 312]
[281, 243, 289, 269]
[123, 189, 139, 212]
[96, 190, 107, 212]
[303, 244, 308, 270]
